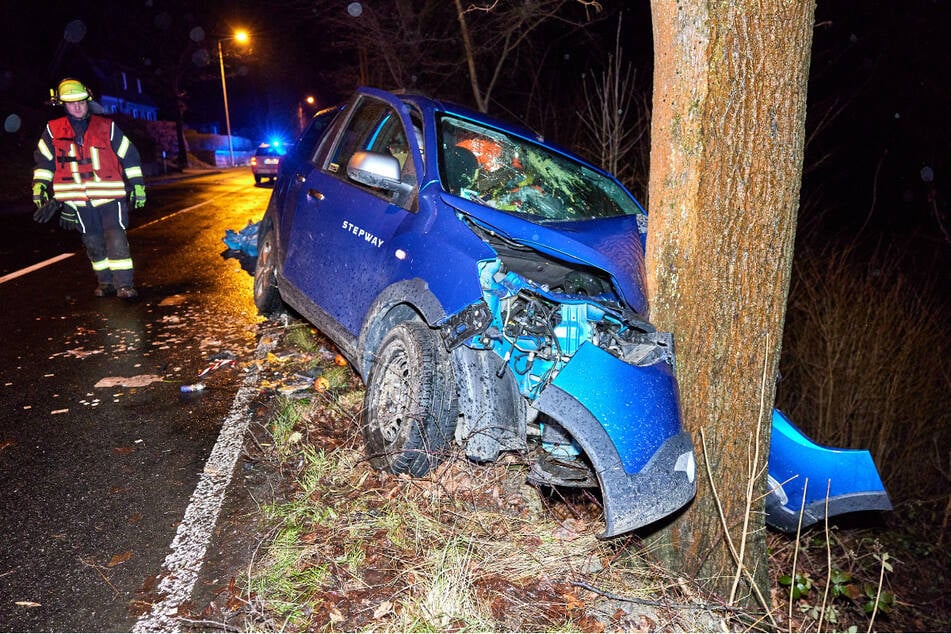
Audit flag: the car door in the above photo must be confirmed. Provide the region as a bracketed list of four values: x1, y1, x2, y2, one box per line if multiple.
[274, 106, 344, 252]
[282, 92, 423, 338]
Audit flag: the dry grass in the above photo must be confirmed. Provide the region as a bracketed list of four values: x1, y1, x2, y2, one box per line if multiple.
[205, 323, 731, 633]
[191, 302, 949, 632]
[776, 242, 950, 504]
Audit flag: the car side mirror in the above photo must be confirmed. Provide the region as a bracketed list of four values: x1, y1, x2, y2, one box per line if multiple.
[347, 151, 408, 194]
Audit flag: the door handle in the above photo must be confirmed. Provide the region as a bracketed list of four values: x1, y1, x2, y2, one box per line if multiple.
[307, 188, 324, 201]
[295, 173, 306, 183]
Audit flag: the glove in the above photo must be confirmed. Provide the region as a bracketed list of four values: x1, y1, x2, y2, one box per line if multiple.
[59, 204, 79, 231]
[130, 183, 147, 209]
[32, 182, 50, 210]
[33, 199, 63, 224]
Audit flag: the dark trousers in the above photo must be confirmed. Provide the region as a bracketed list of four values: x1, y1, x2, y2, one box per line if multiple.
[76, 199, 134, 288]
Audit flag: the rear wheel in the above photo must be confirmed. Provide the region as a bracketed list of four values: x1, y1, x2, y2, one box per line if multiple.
[253, 226, 282, 314]
[362, 321, 458, 477]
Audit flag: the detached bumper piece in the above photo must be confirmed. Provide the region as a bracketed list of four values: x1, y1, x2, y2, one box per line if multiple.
[531, 343, 697, 538]
[766, 409, 893, 533]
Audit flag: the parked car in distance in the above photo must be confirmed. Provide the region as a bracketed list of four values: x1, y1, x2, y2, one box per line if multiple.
[253, 87, 891, 537]
[251, 142, 284, 184]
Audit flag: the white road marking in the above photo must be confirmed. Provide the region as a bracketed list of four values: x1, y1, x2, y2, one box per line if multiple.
[0, 253, 74, 285]
[133, 334, 271, 632]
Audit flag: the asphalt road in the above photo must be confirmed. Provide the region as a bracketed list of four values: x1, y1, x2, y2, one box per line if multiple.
[0, 169, 273, 632]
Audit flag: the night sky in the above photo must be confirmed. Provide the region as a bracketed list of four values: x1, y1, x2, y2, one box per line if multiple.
[1, 0, 947, 262]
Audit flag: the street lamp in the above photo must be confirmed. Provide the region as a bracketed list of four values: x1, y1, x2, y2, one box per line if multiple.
[297, 95, 315, 135]
[217, 29, 249, 168]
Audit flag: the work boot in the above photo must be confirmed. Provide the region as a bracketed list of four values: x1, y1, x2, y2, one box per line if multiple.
[94, 283, 116, 297]
[117, 286, 138, 300]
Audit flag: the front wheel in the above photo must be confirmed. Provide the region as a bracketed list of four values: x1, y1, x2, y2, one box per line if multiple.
[253, 226, 282, 314]
[362, 321, 458, 477]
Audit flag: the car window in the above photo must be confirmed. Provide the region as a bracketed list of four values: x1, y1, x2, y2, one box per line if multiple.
[437, 114, 644, 221]
[295, 105, 344, 164]
[326, 97, 417, 206]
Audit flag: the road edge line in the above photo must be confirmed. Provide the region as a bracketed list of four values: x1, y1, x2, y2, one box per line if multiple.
[0, 252, 75, 285]
[133, 334, 273, 632]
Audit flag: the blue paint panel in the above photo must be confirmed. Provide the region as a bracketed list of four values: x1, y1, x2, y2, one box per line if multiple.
[769, 409, 888, 508]
[550, 342, 682, 473]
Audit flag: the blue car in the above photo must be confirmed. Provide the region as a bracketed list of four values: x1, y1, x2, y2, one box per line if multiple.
[254, 87, 890, 536]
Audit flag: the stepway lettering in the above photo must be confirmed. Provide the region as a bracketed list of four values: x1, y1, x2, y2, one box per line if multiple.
[341, 220, 385, 248]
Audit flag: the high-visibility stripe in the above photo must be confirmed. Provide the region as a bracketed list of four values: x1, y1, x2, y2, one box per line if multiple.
[85, 182, 126, 196]
[117, 136, 130, 159]
[68, 144, 81, 184]
[109, 258, 134, 271]
[125, 166, 143, 179]
[91, 259, 110, 272]
[37, 138, 53, 161]
[90, 147, 101, 173]
[71, 204, 86, 233]
[34, 168, 54, 181]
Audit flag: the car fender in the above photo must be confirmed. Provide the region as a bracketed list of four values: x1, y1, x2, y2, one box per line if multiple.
[355, 279, 450, 380]
[766, 409, 893, 532]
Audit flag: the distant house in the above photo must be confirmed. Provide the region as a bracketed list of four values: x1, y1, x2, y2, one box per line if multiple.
[96, 66, 159, 122]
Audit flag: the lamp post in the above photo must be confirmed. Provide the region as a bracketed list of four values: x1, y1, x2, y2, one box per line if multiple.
[297, 95, 315, 135]
[217, 29, 249, 168]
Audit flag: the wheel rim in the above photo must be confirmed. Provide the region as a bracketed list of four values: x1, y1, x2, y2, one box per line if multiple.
[375, 341, 413, 447]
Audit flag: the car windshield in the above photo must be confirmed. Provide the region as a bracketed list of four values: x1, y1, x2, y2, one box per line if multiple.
[438, 115, 642, 221]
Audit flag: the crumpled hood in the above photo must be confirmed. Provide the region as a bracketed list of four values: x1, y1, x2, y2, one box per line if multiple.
[442, 193, 649, 314]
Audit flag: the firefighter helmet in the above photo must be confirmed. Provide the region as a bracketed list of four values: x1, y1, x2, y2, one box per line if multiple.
[56, 79, 92, 103]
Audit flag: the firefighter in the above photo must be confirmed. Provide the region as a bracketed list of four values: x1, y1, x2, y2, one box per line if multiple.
[32, 78, 147, 299]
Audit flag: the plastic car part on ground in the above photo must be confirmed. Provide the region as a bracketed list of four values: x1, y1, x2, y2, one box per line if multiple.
[764, 409, 893, 532]
[223, 221, 259, 259]
[250, 86, 891, 538]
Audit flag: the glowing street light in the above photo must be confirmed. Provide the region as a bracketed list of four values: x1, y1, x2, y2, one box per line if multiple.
[217, 29, 249, 167]
[297, 95, 315, 135]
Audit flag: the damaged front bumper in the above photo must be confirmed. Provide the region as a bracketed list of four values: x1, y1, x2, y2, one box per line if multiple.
[531, 342, 697, 537]
[765, 409, 893, 532]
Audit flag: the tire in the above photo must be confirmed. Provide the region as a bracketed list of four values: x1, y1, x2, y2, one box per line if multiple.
[254, 175, 262, 184]
[362, 321, 458, 477]
[253, 226, 282, 314]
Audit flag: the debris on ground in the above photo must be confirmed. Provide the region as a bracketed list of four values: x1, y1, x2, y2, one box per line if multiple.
[94, 374, 165, 388]
[223, 221, 260, 259]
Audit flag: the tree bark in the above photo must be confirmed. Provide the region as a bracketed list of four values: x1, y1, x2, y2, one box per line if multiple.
[645, 0, 816, 606]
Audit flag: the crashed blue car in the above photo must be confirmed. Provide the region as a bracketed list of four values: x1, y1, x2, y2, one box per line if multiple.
[253, 87, 890, 536]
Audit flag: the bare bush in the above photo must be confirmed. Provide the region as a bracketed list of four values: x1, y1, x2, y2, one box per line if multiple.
[776, 241, 950, 503]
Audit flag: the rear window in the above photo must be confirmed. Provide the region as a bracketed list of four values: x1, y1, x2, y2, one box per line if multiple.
[255, 146, 282, 157]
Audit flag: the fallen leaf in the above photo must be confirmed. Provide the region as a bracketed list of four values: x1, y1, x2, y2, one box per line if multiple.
[107, 551, 132, 567]
[373, 601, 393, 619]
[329, 608, 345, 623]
[95, 375, 164, 388]
[15, 601, 41, 608]
[158, 294, 187, 306]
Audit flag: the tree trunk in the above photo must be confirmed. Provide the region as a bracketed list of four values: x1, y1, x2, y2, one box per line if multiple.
[645, 0, 816, 607]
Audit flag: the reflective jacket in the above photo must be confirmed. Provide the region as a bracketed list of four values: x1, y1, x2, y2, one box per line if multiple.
[33, 115, 144, 207]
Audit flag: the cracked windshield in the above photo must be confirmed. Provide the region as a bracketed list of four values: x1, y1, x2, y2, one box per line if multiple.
[438, 115, 644, 221]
